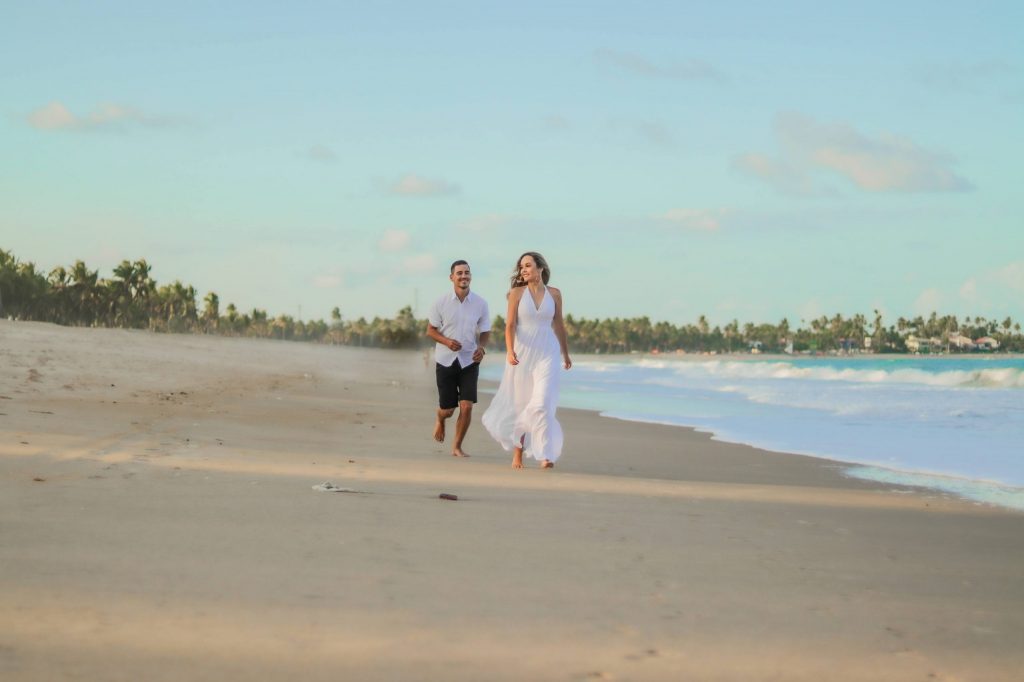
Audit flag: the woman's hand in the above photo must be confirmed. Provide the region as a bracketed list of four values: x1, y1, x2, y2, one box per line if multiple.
[507, 350, 519, 365]
[563, 354, 572, 370]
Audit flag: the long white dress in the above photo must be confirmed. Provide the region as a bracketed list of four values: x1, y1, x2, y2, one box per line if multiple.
[482, 286, 563, 462]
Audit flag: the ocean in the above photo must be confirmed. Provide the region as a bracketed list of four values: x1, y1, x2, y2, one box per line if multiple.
[482, 354, 1024, 510]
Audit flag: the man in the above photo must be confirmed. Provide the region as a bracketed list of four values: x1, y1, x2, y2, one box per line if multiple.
[426, 260, 491, 457]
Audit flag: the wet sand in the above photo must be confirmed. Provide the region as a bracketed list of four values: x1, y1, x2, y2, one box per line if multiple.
[2, 320, 1022, 681]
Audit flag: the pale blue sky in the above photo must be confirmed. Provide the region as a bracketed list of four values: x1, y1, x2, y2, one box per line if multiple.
[2, 1, 1021, 326]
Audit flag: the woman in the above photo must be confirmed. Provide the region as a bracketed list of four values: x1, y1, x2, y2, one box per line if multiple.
[482, 252, 572, 469]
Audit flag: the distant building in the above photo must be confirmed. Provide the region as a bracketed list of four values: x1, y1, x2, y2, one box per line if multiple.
[976, 336, 1001, 350]
[948, 331, 975, 351]
[906, 335, 942, 353]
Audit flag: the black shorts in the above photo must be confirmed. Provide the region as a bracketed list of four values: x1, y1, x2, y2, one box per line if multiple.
[435, 359, 479, 409]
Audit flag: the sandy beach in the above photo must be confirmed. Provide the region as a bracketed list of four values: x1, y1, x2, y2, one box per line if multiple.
[2, 320, 1022, 681]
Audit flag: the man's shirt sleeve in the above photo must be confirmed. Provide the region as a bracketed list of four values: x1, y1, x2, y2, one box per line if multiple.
[428, 297, 443, 329]
[479, 300, 492, 333]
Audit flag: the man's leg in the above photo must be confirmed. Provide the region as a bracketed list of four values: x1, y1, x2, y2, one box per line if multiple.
[452, 400, 472, 457]
[434, 361, 458, 443]
[451, 361, 480, 457]
[434, 407, 455, 442]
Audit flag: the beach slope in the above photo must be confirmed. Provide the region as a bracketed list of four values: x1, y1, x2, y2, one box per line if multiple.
[2, 320, 1021, 681]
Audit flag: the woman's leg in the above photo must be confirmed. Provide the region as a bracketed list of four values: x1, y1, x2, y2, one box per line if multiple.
[512, 434, 525, 469]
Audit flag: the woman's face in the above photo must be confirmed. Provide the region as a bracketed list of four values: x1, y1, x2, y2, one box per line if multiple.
[519, 255, 540, 283]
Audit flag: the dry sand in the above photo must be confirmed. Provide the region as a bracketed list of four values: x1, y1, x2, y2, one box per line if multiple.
[2, 320, 1022, 681]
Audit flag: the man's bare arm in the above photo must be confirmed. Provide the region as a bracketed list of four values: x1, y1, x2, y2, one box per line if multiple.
[426, 322, 461, 351]
[472, 331, 491, 363]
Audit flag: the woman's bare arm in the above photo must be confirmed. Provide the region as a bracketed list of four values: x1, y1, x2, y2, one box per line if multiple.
[505, 288, 523, 365]
[549, 287, 572, 370]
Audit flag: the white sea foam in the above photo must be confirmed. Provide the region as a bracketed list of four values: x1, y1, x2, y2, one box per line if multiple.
[655, 360, 1024, 388]
[563, 356, 1024, 510]
[845, 467, 1024, 511]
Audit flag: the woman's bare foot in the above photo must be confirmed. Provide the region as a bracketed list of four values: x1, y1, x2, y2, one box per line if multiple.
[452, 447, 470, 457]
[540, 459, 554, 469]
[433, 419, 445, 442]
[512, 448, 524, 469]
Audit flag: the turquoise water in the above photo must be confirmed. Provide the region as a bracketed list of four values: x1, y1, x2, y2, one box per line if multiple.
[483, 355, 1024, 510]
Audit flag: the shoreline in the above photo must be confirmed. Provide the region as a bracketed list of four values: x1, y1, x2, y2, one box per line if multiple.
[3, 320, 1023, 680]
[592, 409, 1024, 512]
[509, 352, 1024, 511]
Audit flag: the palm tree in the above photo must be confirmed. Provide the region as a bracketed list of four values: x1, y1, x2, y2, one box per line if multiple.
[202, 292, 219, 332]
[222, 303, 240, 335]
[68, 260, 101, 326]
[47, 266, 72, 324]
[723, 319, 739, 353]
[871, 310, 884, 352]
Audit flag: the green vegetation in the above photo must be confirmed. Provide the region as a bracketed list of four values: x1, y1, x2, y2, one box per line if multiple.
[2, 248, 1022, 353]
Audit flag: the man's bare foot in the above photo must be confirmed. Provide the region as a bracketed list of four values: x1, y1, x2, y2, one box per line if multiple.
[433, 419, 445, 442]
[452, 447, 470, 457]
[512, 448, 523, 469]
[540, 459, 554, 469]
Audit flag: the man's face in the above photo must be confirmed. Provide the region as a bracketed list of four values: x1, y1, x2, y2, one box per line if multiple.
[450, 264, 471, 290]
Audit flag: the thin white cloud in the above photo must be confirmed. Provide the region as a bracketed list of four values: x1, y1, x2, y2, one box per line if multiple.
[378, 229, 411, 252]
[993, 261, 1024, 292]
[27, 102, 77, 129]
[26, 101, 184, 132]
[732, 153, 830, 197]
[735, 112, 973, 195]
[402, 253, 436, 275]
[778, 112, 973, 192]
[957, 261, 1024, 308]
[657, 209, 723, 231]
[306, 144, 337, 163]
[387, 173, 459, 197]
[959, 278, 978, 302]
[594, 48, 725, 82]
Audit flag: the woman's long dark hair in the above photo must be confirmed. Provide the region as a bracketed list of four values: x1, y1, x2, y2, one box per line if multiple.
[509, 252, 550, 289]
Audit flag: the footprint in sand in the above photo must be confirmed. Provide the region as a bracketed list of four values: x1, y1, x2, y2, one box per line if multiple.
[27, 368, 42, 382]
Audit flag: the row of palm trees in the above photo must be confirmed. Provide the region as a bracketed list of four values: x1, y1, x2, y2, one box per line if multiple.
[2, 248, 1021, 353]
[554, 311, 1023, 354]
[0, 249, 422, 346]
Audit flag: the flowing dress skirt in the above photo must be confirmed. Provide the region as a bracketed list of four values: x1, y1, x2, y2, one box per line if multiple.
[482, 288, 563, 462]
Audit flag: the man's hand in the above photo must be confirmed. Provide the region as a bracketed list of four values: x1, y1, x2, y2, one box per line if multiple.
[446, 338, 462, 352]
[472, 347, 485, 363]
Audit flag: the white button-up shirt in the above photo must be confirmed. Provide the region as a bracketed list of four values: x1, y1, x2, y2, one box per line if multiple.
[428, 290, 491, 367]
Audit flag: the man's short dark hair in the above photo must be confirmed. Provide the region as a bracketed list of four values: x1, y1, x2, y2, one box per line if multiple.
[450, 259, 469, 273]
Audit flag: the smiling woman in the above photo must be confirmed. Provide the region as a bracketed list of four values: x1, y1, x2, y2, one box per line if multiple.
[482, 252, 573, 469]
